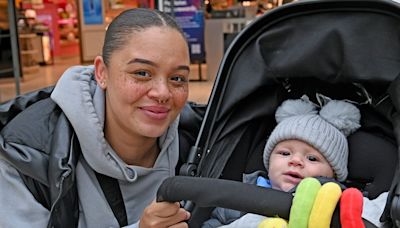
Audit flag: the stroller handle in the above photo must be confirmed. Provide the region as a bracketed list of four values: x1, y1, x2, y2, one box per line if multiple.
[156, 176, 380, 227]
[156, 176, 292, 219]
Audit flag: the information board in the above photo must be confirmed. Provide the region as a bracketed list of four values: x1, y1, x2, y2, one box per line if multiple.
[164, 0, 205, 63]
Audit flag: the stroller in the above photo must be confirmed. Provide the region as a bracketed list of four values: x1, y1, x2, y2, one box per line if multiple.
[158, 0, 400, 227]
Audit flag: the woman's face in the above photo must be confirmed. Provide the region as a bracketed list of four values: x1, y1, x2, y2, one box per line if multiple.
[268, 139, 334, 192]
[95, 26, 190, 139]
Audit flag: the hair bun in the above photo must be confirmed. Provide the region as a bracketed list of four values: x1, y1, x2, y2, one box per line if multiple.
[275, 99, 317, 123]
[320, 100, 361, 136]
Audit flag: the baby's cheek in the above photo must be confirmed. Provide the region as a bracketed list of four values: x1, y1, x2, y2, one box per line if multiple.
[315, 165, 335, 178]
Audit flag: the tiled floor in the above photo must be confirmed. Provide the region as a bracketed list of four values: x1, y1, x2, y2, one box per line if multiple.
[0, 56, 214, 104]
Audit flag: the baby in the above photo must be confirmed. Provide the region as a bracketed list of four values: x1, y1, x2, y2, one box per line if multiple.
[203, 97, 387, 227]
[262, 97, 359, 191]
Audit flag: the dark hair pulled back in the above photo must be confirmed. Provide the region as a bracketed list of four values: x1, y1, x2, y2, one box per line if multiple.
[102, 8, 185, 66]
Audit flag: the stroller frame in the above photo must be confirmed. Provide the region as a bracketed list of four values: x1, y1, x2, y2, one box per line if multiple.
[171, 0, 400, 227]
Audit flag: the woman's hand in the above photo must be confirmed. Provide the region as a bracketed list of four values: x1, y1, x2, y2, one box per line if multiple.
[139, 201, 190, 228]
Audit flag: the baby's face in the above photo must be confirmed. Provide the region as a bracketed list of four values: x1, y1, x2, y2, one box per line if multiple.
[268, 139, 334, 192]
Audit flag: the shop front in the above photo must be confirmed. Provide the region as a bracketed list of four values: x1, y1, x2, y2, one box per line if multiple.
[4, 0, 293, 80]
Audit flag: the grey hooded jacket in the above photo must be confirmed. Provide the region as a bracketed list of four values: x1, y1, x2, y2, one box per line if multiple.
[0, 66, 203, 228]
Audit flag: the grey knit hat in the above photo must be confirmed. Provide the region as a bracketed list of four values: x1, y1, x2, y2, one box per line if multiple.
[263, 98, 361, 181]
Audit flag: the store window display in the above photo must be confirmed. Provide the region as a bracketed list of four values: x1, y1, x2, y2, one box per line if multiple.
[16, 0, 81, 65]
[57, 0, 78, 47]
[17, 9, 42, 73]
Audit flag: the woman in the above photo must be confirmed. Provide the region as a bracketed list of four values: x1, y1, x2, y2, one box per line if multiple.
[0, 8, 191, 227]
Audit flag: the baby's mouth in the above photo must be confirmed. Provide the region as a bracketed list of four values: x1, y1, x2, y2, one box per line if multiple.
[284, 171, 304, 180]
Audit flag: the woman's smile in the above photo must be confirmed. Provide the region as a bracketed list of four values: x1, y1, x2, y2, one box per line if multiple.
[140, 105, 170, 120]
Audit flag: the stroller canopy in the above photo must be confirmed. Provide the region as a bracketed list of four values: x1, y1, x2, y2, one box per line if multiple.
[194, 0, 400, 183]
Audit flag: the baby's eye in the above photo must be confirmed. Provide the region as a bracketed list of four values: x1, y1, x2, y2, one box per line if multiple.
[278, 151, 291, 156]
[307, 155, 318, 162]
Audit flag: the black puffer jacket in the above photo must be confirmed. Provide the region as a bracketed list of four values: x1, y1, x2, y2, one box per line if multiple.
[0, 87, 205, 228]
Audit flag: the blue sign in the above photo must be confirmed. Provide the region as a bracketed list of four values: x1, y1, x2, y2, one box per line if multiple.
[164, 0, 205, 62]
[83, 0, 103, 25]
[176, 10, 205, 62]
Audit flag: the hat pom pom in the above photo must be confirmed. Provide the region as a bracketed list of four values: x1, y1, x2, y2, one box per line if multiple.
[276, 99, 317, 123]
[320, 100, 361, 136]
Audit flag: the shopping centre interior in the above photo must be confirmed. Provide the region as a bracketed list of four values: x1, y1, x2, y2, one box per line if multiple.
[0, 0, 291, 104]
